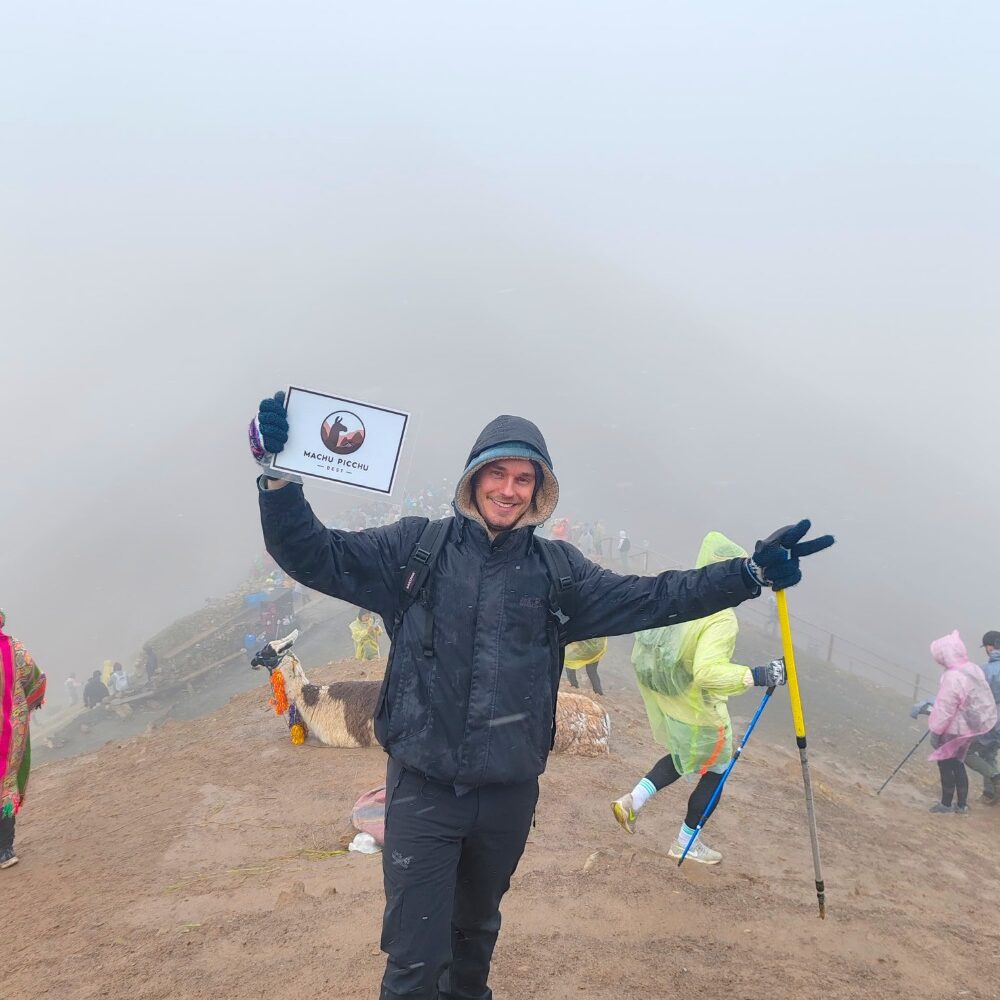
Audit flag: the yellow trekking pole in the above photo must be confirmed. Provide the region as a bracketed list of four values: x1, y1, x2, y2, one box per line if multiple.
[776, 589, 826, 918]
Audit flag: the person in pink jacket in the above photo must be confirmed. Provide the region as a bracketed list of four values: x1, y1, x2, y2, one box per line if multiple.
[927, 630, 998, 814]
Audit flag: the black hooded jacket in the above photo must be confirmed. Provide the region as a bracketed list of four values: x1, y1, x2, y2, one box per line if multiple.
[258, 415, 757, 789]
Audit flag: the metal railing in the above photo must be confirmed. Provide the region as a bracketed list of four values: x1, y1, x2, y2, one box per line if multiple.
[595, 536, 649, 572]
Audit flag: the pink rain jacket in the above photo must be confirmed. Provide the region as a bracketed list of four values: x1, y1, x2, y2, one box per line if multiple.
[927, 631, 998, 762]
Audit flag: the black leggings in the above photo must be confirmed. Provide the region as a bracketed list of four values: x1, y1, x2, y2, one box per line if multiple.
[937, 759, 969, 808]
[645, 755, 725, 829]
[565, 661, 603, 695]
[0, 814, 14, 851]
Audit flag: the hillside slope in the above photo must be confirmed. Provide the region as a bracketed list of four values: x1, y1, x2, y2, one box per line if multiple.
[7, 657, 996, 1000]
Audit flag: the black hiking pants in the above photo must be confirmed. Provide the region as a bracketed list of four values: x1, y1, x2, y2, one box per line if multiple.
[565, 660, 604, 695]
[0, 814, 13, 851]
[937, 758, 969, 808]
[645, 754, 725, 829]
[379, 759, 538, 1000]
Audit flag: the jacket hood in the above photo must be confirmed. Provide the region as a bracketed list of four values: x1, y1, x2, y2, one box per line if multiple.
[455, 415, 559, 533]
[930, 630, 970, 670]
[695, 531, 748, 569]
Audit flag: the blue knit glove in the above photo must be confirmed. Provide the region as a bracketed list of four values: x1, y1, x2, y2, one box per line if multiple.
[910, 700, 934, 719]
[743, 519, 834, 591]
[249, 391, 289, 465]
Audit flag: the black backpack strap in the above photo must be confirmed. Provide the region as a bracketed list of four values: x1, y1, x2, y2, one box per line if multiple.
[535, 538, 577, 646]
[398, 518, 451, 657]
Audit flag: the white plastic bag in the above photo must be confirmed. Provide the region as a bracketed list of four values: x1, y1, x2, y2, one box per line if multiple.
[348, 832, 381, 855]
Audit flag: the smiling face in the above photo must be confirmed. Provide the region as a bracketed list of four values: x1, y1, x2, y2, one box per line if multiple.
[473, 459, 537, 532]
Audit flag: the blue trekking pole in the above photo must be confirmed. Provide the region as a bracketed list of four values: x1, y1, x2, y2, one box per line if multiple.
[677, 686, 775, 867]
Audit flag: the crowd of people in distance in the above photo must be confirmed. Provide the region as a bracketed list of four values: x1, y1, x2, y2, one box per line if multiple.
[64, 659, 137, 710]
[331, 484, 637, 571]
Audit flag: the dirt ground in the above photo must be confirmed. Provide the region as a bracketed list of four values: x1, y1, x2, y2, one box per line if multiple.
[8, 645, 999, 1000]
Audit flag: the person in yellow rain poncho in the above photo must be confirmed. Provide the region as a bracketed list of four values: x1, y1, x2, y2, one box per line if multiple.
[349, 610, 383, 661]
[611, 532, 786, 865]
[563, 636, 607, 695]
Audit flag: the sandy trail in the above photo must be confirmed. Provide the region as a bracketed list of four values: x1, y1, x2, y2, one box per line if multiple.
[7, 649, 996, 1000]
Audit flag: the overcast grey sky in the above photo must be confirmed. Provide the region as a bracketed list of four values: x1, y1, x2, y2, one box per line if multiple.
[2, 2, 997, 682]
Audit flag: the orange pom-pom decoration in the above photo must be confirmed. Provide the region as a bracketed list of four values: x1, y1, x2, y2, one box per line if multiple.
[269, 668, 289, 715]
[290, 723, 306, 745]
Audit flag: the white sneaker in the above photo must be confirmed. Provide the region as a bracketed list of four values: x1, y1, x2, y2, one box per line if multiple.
[668, 838, 722, 865]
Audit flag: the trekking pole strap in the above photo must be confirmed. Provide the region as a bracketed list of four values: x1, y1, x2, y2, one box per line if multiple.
[397, 518, 452, 656]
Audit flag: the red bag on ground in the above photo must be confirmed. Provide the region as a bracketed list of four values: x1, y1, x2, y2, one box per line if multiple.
[351, 785, 386, 845]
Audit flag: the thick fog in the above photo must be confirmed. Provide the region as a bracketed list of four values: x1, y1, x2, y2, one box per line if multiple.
[2, 2, 997, 686]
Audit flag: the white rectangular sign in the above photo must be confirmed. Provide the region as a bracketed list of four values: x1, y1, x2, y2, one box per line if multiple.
[268, 385, 409, 495]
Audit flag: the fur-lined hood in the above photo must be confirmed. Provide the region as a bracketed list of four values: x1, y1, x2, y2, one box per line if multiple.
[454, 415, 559, 533]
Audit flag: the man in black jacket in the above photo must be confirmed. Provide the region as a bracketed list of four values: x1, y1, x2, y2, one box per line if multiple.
[252, 397, 833, 1000]
[83, 670, 110, 709]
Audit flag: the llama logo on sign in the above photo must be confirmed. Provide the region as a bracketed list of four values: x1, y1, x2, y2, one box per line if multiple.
[321, 411, 366, 455]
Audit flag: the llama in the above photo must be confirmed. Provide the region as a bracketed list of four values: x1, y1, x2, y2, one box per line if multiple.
[256, 632, 610, 756]
[280, 652, 379, 748]
[321, 414, 348, 452]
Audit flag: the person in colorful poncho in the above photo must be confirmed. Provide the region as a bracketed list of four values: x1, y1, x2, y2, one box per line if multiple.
[1, 608, 46, 869]
[349, 610, 383, 661]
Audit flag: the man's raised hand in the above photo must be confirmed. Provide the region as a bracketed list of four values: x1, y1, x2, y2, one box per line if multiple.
[249, 390, 289, 465]
[744, 519, 835, 591]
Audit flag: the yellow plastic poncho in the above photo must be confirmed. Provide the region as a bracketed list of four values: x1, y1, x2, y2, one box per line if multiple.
[350, 615, 382, 661]
[564, 636, 608, 670]
[631, 531, 753, 776]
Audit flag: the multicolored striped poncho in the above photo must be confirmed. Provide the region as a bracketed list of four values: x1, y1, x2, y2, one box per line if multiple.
[1, 615, 46, 819]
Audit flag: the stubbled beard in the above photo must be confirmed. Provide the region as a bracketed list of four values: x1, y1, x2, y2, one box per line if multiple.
[485, 516, 514, 532]
[484, 513, 516, 531]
